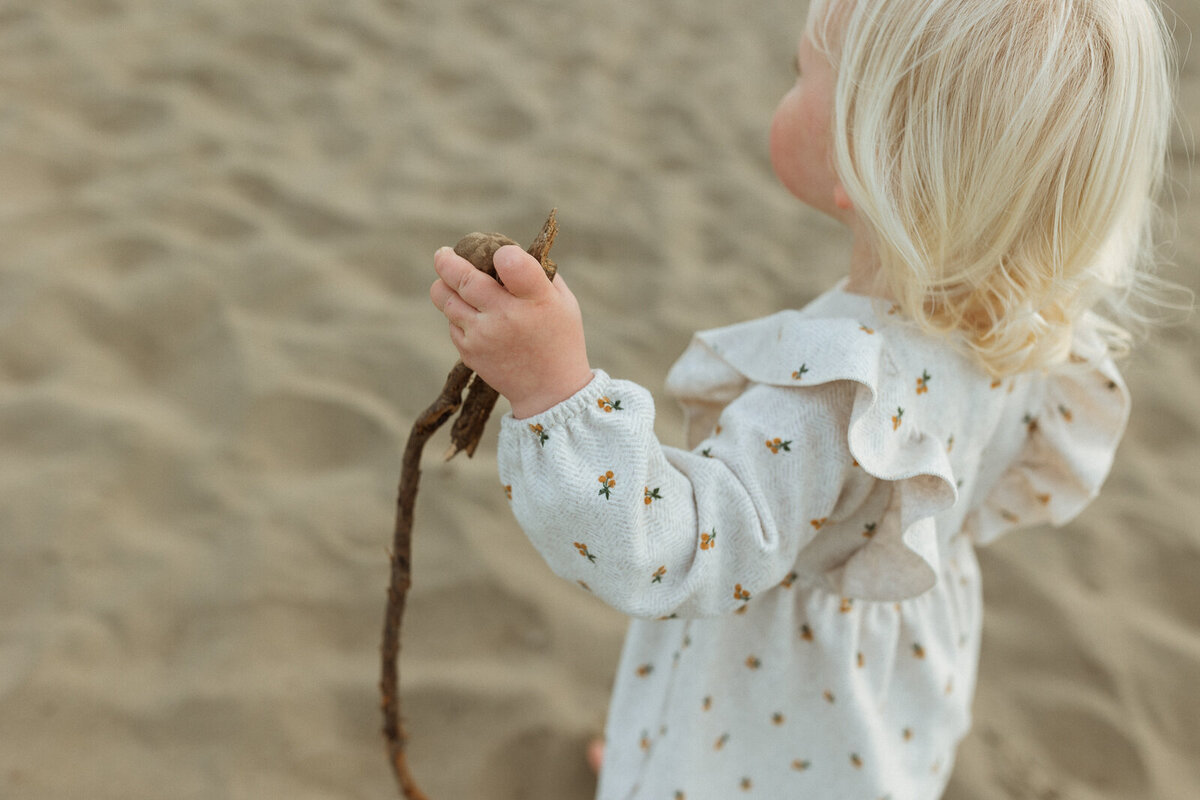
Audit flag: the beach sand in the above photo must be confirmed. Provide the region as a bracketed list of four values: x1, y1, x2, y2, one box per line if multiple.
[0, 1, 1196, 798]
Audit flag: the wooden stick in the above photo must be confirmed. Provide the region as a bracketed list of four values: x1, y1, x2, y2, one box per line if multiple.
[381, 210, 558, 799]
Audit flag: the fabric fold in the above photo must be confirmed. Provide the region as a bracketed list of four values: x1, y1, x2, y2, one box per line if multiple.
[668, 309, 959, 601]
[966, 318, 1131, 545]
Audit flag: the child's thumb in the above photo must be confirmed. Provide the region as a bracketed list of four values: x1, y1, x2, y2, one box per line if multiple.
[494, 245, 552, 299]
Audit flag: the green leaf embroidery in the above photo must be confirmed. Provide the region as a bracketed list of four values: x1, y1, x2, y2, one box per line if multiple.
[597, 471, 615, 499]
[528, 423, 549, 446]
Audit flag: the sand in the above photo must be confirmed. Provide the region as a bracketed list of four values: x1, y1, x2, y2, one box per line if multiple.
[0, 1, 1196, 798]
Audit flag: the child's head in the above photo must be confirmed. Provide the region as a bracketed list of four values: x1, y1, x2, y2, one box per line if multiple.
[795, 0, 1179, 375]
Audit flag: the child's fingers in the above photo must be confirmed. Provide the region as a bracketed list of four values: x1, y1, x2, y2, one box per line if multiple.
[434, 246, 505, 311]
[430, 278, 479, 331]
[551, 270, 577, 301]
[443, 293, 479, 333]
[429, 277, 452, 310]
[493, 245, 554, 300]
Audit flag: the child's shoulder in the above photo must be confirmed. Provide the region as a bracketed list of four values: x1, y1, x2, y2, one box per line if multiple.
[665, 282, 1131, 542]
[666, 279, 989, 404]
[668, 280, 1126, 405]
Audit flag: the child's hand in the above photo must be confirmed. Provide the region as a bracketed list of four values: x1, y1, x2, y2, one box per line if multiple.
[430, 244, 592, 419]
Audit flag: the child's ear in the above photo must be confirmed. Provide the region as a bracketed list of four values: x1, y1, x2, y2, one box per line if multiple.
[833, 183, 853, 211]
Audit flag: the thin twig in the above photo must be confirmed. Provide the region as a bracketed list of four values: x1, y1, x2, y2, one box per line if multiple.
[381, 210, 558, 799]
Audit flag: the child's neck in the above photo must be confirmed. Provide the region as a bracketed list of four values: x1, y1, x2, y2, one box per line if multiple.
[842, 224, 892, 301]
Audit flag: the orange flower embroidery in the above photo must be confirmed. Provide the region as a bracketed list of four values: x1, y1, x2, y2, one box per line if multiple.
[947, 434, 955, 452]
[639, 730, 651, 751]
[577, 580, 591, 592]
[792, 363, 809, 380]
[714, 733, 730, 751]
[850, 753, 863, 768]
[745, 655, 761, 669]
[1035, 493, 1052, 505]
[771, 712, 785, 725]
[528, 423, 549, 446]
[1000, 509, 1019, 523]
[991, 378, 1003, 390]
[700, 530, 717, 551]
[1058, 404, 1073, 422]
[892, 407, 904, 430]
[912, 643, 926, 659]
[857, 652, 865, 668]
[810, 517, 828, 530]
[781, 571, 798, 589]
[702, 695, 713, 711]
[823, 689, 836, 704]
[636, 663, 654, 677]
[740, 777, 753, 791]
[903, 727, 914, 742]
[792, 759, 811, 771]
[839, 597, 853, 613]
[644, 486, 662, 505]
[860, 324, 875, 334]
[733, 584, 751, 602]
[574, 542, 597, 563]
[596, 396, 623, 413]
[1023, 413, 1039, 434]
[651, 565, 667, 584]
[916, 369, 931, 394]
[598, 470, 615, 499]
[503, 484, 512, 500]
[765, 437, 792, 454]
[862, 522, 877, 538]
[800, 624, 813, 641]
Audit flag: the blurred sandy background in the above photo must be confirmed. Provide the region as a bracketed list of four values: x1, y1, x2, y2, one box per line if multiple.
[0, 0, 1196, 798]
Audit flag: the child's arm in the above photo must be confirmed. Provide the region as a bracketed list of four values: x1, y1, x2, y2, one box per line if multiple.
[432, 245, 847, 619]
[430, 244, 593, 419]
[496, 373, 851, 619]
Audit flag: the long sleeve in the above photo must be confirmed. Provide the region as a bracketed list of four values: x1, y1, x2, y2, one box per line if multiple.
[497, 369, 855, 619]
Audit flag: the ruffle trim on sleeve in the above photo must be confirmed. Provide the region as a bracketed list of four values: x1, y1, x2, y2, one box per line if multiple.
[668, 308, 959, 600]
[968, 319, 1131, 546]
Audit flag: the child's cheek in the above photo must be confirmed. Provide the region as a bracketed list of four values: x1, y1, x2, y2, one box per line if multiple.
[768, 89, 801, 189]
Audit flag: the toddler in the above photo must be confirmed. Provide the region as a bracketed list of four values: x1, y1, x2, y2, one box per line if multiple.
[429, 0, 1178, 797]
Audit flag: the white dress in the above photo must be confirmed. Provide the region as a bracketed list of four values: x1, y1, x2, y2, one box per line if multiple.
[497, 279, 1129, 800]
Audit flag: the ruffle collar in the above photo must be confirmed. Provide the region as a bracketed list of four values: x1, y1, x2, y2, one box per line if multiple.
[666, 286, 1132, 599]
[666, 285, 958, 601]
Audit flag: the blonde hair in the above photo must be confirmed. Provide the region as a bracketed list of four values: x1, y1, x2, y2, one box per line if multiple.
[805, 0, 1186, 376]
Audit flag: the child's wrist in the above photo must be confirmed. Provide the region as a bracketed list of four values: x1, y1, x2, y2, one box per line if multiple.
[508, 366, 595, 419]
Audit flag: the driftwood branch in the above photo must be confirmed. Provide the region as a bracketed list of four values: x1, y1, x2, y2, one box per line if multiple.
[381, 210, 559, 799]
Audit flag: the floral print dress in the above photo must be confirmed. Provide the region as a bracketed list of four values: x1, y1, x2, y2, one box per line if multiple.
[497, 278, 1130, 800]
